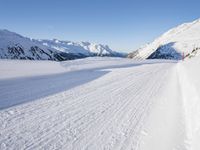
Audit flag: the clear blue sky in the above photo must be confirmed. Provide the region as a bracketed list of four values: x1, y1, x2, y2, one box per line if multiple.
[0, 0, 200, 52]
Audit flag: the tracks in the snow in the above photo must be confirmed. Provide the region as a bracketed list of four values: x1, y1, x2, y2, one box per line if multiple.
[0, 62, 175, 150]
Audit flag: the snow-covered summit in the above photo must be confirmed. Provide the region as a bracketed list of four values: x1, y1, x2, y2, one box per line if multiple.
[128, 18, 200, 60]
[0, 29, 35, 49]
[79, 41, 114, 56]
[0, 29, 68, 61]
[0, 29, 124, 60]
[36, 39, 119, 56]
[35, 39, 90, 56]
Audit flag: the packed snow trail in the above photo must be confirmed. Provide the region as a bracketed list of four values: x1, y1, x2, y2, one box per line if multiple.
[0, 58, 170, 110]
[139, 65, 187, 150]
[177, 59, 200, 150]
[0, 57, 198, 150]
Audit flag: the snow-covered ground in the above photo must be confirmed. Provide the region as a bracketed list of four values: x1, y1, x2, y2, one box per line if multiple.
[0, 57, 199, 150]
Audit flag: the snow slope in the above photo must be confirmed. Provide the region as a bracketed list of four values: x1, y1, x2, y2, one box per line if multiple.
[139, 57, 200, 150]
[128, 18, 200, 60]
[0, 57, 200, 150]
[0, 29, 64, 61]
[177, 56, 200, 150]
[0, 29, 124, 61]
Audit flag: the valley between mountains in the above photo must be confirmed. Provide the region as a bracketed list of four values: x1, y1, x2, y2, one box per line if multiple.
[2, 17, 200, 150]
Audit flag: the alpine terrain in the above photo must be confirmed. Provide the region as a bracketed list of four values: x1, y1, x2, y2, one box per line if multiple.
[0, 29, 124, 61]
[1, 19, 200, 150]
[36, 39, 124, 57]
[128, 19, 200, 60]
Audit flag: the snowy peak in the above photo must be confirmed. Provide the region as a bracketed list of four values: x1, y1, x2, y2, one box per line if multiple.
[0, 29, 60, 60]
[128, 18, 200, 60]
[0, 29, 124, 61]
[0, 29, 32, 48]
[36, 39, 91, 56]
[36, 39, 119, 57]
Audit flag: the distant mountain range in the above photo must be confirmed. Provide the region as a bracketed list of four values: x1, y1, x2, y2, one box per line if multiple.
[128, 18, 200, 60]
[0, 29, 126, 61]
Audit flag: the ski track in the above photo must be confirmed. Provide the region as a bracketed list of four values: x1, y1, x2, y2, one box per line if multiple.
[0, 59, 183, 150]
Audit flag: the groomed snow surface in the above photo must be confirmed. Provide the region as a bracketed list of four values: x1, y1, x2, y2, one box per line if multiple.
[0, 57, 200, 150]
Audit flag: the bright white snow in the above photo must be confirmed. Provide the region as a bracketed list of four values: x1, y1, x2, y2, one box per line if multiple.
[0, 57, 200, 150]
[130, 18, 200, 59]
[36, 39, 117, 56]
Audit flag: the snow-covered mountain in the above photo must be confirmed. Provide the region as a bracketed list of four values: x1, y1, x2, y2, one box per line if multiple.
[35, 39, 123, 57]
[0, 29, 125, 61]
[128, 18, 200, 60]
[0, 29, 76, 61]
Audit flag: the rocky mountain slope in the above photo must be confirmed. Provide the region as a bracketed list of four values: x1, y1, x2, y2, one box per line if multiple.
[0, 29, 124, 61]
[128, 18, 200, 60]
[0, 29, 77, 61]
[35, 39, 123, 57]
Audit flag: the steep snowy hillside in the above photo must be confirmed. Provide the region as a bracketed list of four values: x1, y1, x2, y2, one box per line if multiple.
[0, 29, 74, 61]
[36, 39, 123, 57]
[0, 29, 125, 61]
[128, 18, 200, 60]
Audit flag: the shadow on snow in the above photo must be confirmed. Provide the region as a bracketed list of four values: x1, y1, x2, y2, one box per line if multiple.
[0, 60, 177, 110]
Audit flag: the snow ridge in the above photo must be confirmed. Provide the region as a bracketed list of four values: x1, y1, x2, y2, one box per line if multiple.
[128, 18, 200, 60]
[177, 63, 200, 149]
[0, 29, 125, 61]
[35, 39, 122, 57]
[0, 29, 68, 61]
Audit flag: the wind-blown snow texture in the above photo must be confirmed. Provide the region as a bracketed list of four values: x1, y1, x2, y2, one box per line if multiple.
[0, 57, 200, 150]
[128, 18, 200, 60]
